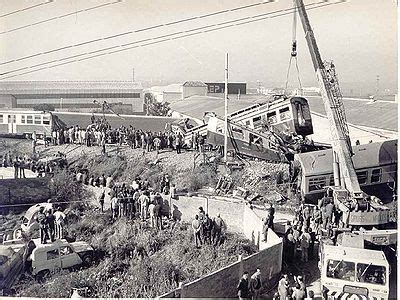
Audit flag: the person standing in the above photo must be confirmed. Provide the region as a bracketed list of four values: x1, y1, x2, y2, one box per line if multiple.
[148, 201, 156, 227]
[277, 274, 289, 300]
[99, 189, 105, 212]
[202, 214, 213, 244]
[237, 272, 250, 300]
[36, 207, 47, 244]
[292, 283, 306, 300]
[54, 206, 66, 239]
[13, 157, 19, 179]
[111, 194, 119, 219]
[249, 269, 262, 299]
[212, 214, 225, 246]
[300, 227, 311, 263]
[19, 157, 26, 178]
[46, 209, 56, 242]
[192, 215, 202, 248]
[139, 191, 149, 221]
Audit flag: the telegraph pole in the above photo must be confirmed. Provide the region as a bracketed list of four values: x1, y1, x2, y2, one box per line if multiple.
[224, 53, 229, 163]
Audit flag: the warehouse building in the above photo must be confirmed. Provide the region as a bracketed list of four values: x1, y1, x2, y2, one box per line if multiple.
[0, 81, 144, 112]
[150, 81, 207, 102]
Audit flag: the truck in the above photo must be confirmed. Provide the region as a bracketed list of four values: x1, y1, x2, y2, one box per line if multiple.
[294, 0, 397, 298]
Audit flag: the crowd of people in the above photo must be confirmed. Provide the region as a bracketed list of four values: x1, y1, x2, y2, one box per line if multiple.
[49, 115, 206, 155]
[1, 151, 66, 179]
[35, 204, 66, 244]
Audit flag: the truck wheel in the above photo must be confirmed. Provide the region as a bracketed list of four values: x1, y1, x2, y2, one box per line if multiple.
[82, 254, 93, 266]
[35, 270, 50, 283]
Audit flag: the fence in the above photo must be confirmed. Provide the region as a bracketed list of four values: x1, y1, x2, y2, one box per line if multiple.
[159, 197, 283, 298]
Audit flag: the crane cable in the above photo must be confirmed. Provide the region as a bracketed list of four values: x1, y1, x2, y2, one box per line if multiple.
[284, 0, 303, 94]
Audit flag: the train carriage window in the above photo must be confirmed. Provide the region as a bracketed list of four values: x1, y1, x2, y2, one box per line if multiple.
[27, 115, 33, 124]
[309, 176, 327, 191]
[231, 126, 244, 139]
[43, 115, 50, 125]
[267, 111, 277, 124]
[357, 263, 386, 285]
[245, 120, 251, 127]
[356, 170, 368, 184]
[327, 259, 355, 282]
[329, 175, 335, 186]
[21, 115, 26, 124]
[371, 168, 382, 183]
[0, 115, 3, 123]
[252, 116, 262, 130]
[34, 115, 41, 125]
[279, 107, 291, 121]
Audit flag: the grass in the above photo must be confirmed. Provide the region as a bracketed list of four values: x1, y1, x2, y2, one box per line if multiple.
[16, 206, 257, 298]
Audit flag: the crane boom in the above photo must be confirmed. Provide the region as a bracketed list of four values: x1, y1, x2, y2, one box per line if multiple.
[294, 0, 362, 198]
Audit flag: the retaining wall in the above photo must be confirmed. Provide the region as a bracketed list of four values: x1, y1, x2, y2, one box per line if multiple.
[0, 178, 51, 214]
[160, 196, 283, 298]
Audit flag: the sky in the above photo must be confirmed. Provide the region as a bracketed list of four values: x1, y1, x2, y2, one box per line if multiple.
[0, 0, 397, 92]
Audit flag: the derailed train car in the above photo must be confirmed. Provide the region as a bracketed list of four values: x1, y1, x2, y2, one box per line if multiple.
[293, 139, 398, 204]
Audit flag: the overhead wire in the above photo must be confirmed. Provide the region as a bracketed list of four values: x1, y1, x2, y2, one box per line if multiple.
[0, 0, 54, 18]
[0, 1, 345, 80]
[0, 0, 123, 35]
[0, 0, 275, 66]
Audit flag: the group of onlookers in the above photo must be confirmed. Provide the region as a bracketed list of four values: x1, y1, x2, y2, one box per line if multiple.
[49, 115, 207, 155]
[35, 204, 66, 244]
[191, 206, 226, 247]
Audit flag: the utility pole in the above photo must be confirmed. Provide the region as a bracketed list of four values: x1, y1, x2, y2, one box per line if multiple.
[224, 53, 229, 163]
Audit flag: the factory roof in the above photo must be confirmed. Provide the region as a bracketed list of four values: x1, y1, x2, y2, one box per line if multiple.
[182, 81, 207, 87]
[0, 81, 142, 95]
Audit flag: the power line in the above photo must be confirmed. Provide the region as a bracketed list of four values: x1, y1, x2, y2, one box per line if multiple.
[0, 0, 54, 18]
[0, 0, 123, 35]
[0, 1, 345, 80]
[0, 0, 275, 66]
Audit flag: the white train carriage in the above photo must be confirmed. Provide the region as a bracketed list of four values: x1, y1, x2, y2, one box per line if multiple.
[0, 110, 54, 138]
[294, 139, 397, 204]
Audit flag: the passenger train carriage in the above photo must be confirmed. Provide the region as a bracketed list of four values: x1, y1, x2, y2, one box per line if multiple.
[229, 96, 314, 139]
[294, 139, 398, 204]
[0, 110, 55, 138]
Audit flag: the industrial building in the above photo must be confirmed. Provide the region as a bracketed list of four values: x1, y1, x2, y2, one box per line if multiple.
[150, 81, 208, 102]
[205, 82, 247, 95]
[0, 81, 144, 112]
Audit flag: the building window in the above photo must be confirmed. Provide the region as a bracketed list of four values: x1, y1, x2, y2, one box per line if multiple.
[47, 249, 59, 260]
[43, 116, 50, 125]
[0, 115, 3, 123]
[356, 170, 368, 184]
[34, 115, 41, 125]
[27, 115, 33, 124]
[326, 259, 355, 281]
[21, 115, 26, 124]
[279, 107, 291, 121]
[371, 168, 382, 183]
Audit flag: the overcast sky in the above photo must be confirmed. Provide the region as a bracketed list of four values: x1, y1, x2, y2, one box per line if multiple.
[0, 0, 397, 91]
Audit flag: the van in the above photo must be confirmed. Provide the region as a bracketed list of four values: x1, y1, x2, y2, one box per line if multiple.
[27, 239, 94, 280]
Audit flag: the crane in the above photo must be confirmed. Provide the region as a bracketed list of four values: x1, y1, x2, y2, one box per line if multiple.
[294, 0, 391, 227]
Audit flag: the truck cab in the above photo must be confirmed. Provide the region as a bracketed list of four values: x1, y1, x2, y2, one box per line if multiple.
[320, 243, 390, 299]
[26, 239, 94, 280]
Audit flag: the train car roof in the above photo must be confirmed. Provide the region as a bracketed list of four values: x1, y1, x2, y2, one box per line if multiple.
[0, 109, 51, 114]
[295, 139, 397, 177]
[53, 112, 182, 132]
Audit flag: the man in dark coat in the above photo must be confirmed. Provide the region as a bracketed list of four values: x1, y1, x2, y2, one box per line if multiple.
[237, 272, 250, 300]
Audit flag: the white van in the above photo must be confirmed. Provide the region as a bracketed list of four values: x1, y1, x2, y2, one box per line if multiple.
[27, 239, 94, 280]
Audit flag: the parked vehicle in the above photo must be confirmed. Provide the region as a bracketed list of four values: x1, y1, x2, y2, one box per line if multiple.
[26, 239, 94, 280]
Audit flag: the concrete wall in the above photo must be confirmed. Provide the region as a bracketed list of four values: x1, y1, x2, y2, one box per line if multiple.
[161, 196, 283, 298]
[160, 234, 282, 298]
[0, 178, 51, 214]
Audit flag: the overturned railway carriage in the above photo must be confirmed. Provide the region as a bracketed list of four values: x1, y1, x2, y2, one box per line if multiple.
[0, 110, 57, 138]
[294, 140, 398, 204]
[206, 116, 287, 162]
